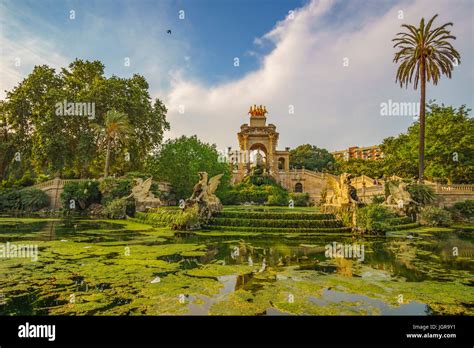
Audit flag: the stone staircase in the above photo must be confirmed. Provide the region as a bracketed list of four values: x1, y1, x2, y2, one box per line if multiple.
[203, 208, 352, 233]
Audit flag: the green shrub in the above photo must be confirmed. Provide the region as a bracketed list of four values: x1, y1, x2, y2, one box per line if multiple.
[0, 188, 48, 211]
[99, 178, 132, 205]
[371, 194, 385, 204]
[61, 181, 101, 211]
[208, 217, 342, 228]
[218, 211, 334, 220]
[203, 225, 352, 233]
[218, 173, 291, 206]
[18, 189, 49, 211]
[136, 206, 199, 230]
[356, 204, 396, 233]
[218, 189, 240, 205]
[407, 183, 435, 205]
[420, 206, 452, 226]
[103, 198, 134, 219]
[290, 193, 310, 206]
[0, 189, 21, 211]
[449, 200, 474, 222]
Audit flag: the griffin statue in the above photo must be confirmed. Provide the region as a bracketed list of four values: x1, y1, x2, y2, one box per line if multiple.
[326, 173, 360, 206]
[126, 177, 162, 212]
[384, 181, 419, 208]
[184, 172, 224, 221]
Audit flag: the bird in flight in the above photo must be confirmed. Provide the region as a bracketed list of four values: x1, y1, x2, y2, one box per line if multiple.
[167, 30, 172, 34]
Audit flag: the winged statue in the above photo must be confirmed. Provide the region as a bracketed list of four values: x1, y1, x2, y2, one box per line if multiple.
[384, 181, 418, 207]
[326, 173, 359, 206]
[185, 172, 224, 220]
[126, 177, 161, 211]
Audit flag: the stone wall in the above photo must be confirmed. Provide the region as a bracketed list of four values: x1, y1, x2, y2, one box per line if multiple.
[33, 178, 172, 210]
[231, 169, 474, 207]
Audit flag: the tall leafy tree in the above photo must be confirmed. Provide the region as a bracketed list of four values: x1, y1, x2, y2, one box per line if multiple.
[1, 59, 169, 181]
[289, 144, 334, 171]
[93, 110, 133, 177]
[381, 103, 473, 184]
[146, 135, 230, 201]
[393, 14, 460, 181]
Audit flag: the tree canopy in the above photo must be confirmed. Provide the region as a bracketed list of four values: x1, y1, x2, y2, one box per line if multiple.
[146, 135, 231, 201]
[289, 144, 334, 172]
[0, 59, 169, 182]
[381, 102, 473, 184]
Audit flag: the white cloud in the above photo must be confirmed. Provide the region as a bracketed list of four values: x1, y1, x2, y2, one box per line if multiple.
[161, 0, 473, 152]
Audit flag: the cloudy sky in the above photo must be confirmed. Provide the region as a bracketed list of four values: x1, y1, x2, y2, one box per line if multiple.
[1, 0, 472, 152]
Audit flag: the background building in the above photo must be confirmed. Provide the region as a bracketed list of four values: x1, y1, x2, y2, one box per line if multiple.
[331, 145, 384, 161]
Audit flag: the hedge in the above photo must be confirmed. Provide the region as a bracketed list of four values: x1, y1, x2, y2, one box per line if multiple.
[217, 211, 335, 220]
[207, 217, 342, 228]
[202, 225, 352, 233]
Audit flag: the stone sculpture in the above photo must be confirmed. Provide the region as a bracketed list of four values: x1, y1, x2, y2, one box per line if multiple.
[326, 173, 360, 206]
[184, 172, 224, 221]
[384, 181, 418, 208]
[126, 177, 162, 212]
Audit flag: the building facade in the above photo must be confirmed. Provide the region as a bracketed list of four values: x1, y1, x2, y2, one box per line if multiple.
[331, 145, 383, 161]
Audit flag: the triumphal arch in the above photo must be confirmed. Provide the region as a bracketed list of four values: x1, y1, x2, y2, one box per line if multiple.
[226, 106, 474, 205]
[228, 105, 332, 203]
[234, 105, 290, 176]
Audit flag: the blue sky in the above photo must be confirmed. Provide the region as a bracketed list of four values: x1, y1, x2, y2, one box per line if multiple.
[1, 0, 473, 151]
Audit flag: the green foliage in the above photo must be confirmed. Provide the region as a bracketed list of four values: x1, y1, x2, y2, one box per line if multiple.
[217, 211, 334, 220]
[146, 135, 230, 201]
[103, 198, 134, 219]
[18, 189, 49, 211]
[92, 110, 134, 177]
[99, 178, 132, 205]
[407, 183, 435, 205]
[333, 159, 385, 178]
[420, 206, 453, 226]
[289, 144, 334, 171]
[222, 174, 289, 206]
[381, 103, 473, 183]
[290, 192, 310, 206]
[61, 181, 101, 211]
[204, 225, 351, 234]
[0, 189, 20, 211]
[0, 188, 48, 211]
[371, 195, 385, 204]
[449, 200, 474, 222]
[209, 217, 342, 228]
[1, 59, 169, 182]
[137, 206, 200, 230]
[357, 204, 396, 233]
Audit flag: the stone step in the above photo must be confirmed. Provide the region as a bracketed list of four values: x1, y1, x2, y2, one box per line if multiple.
[203, 225, 352, 234]
[208, 217, 343, 228]
[217, 211, 336, 220]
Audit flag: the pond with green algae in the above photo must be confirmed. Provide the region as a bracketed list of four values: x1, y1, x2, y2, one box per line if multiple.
[0, 217, 472, 316]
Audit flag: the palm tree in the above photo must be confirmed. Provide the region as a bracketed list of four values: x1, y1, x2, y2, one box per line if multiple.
[93, 110, 133, 177]
[393, 14, 460, 181]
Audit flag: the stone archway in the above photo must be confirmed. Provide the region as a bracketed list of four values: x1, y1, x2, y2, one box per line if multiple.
[278, 157, 285, 170]
[294, 182, 303, 192]
[248, 143, 268, 172]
